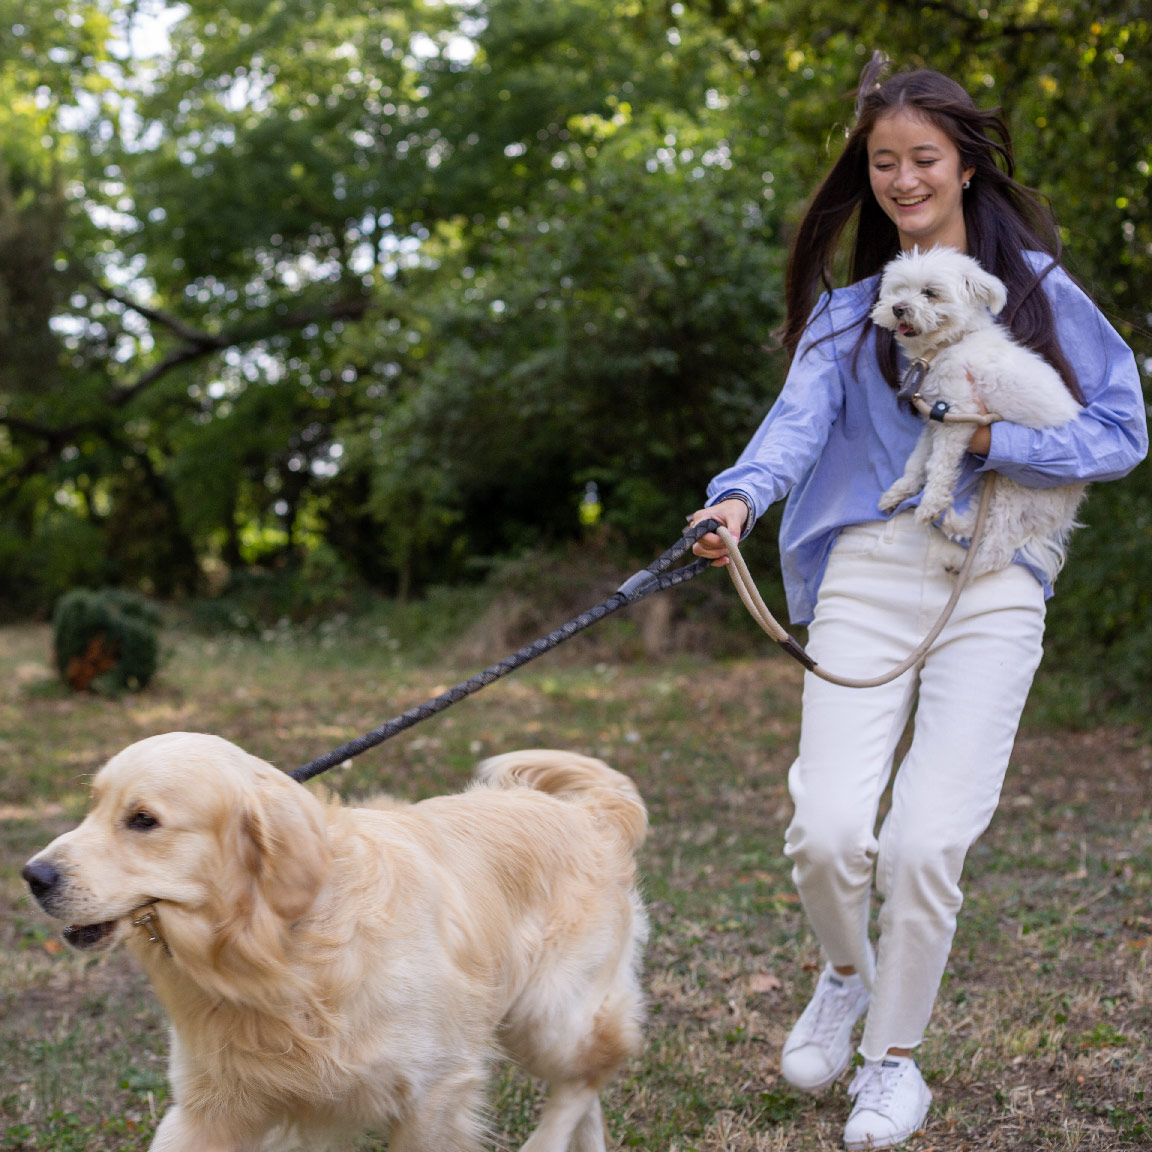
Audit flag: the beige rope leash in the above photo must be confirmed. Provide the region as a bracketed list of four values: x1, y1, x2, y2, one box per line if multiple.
[718, 445, 999, 689]
[704, 341, 1005, 687]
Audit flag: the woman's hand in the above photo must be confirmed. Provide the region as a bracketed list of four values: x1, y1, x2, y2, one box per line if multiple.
[967, 423, 992, 456]
[966, 376, 992, 456]
[687, 498, 749, 566]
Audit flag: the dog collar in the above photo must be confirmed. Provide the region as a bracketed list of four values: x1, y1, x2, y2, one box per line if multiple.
[895, 346, 1002, 427]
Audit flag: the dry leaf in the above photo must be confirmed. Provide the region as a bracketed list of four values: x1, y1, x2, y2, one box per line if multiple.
[748, 972, 782, 994]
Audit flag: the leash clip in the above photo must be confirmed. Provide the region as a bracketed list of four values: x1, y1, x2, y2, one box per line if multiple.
[897, 357, 931, 403]
[131, 901, 171, 956]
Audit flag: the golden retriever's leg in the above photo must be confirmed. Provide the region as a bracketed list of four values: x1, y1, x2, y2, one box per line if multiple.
[388, 1114, 483, 1152]
[149, 1105, 254, 1152]
[388, 1071, 487, 1152]
[519, 1084, 602, 1152]
[569, 1096, 609, 1152]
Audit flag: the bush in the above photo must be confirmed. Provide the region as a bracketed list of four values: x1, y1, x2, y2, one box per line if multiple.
[52, 589, 162, 693]
[185, 549, 367, 637]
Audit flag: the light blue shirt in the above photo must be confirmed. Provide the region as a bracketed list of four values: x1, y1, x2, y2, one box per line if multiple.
[706, 261, 1149, 625]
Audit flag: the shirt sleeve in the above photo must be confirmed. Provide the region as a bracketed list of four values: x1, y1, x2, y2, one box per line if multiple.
[705, 297, 846, 519]
[980, 270, 1148, 488]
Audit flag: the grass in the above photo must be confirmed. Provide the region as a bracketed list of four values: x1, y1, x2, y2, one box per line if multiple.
[0, 612, 1149, 1151]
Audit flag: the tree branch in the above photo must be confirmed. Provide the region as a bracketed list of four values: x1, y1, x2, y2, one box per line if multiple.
[0, 293, 372, 445]
[93, 284, 223, 347]
[109, 295, 372, 407]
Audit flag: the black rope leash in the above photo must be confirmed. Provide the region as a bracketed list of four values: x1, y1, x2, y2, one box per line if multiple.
[290, 521, 719, 783]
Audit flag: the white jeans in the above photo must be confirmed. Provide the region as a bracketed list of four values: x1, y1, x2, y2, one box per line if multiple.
[783, 511, 1046, 1060]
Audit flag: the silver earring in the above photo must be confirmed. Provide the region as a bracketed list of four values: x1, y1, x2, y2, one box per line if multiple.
[963, 180, 971, 190]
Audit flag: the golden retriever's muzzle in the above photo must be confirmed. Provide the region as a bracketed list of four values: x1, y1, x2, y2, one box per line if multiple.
[23, 858, 63, 910]
[22, 859, 119, 951]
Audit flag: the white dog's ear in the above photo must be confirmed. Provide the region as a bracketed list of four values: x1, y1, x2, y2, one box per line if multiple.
[962, 264, 1008, 316]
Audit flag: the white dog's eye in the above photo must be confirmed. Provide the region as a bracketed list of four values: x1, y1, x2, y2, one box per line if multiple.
[922, 287, 938, 299]
[127, 810, 160, 831]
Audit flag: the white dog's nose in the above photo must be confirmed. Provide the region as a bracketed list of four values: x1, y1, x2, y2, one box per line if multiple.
[892, 303, 908, 319]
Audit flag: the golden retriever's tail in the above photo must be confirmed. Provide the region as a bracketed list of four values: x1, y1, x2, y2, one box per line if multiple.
[475, 750, 647, 850]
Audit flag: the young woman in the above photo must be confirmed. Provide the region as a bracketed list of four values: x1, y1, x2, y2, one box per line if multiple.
[688, 59, 1147, 1149]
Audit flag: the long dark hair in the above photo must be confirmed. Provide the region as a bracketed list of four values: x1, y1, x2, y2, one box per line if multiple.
[782, 54, 1083, 401]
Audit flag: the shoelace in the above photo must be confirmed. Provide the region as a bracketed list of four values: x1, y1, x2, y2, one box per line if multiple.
[796, 979, 860, 1047]
[849, 1061, 903, 1112]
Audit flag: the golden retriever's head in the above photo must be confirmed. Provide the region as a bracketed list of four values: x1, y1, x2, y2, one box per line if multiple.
[22, 733, 330, 976]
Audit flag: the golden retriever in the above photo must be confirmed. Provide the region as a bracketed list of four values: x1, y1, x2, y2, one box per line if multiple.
[22, 733, 648, 1152]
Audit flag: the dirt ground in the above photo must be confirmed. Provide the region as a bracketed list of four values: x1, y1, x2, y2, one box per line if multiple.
[0, 630, 1149, 1149]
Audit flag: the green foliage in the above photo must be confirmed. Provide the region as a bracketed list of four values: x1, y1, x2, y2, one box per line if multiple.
[0, 508, 107, 621]
[0, 0, 1148, 717]
[187, 542, 364, 635]
[1035, 481, 1152, 725]
[51, 588, 162, 693]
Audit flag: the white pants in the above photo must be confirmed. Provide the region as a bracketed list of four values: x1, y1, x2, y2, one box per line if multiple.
[783, 511, 1046, 1060]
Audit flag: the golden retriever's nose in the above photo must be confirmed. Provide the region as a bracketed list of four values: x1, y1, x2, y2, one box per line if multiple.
[22, 859, 61, 902]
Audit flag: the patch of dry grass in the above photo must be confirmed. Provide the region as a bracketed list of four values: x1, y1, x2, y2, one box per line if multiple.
[0, 621, 1149, 1150]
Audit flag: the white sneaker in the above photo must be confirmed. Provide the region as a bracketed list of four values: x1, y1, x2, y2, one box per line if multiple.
[780, 964, 871, 1091]
[843, 1056, 932, 1149]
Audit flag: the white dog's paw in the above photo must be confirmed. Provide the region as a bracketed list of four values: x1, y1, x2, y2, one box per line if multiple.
[915, 496, 948, 524]
[879, 480, 918, 513]
[965, 538, 1015, 577]
[939, 507, 973, 539]
[943, 543, 997, 579]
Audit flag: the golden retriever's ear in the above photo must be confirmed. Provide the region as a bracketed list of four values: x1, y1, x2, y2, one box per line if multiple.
[244, 776, 330, 922]
[193, 774, 330, 1006]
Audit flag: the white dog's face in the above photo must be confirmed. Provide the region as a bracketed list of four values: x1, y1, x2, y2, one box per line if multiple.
[22, 733, 328, 956]
[870, 245, 1008, 353]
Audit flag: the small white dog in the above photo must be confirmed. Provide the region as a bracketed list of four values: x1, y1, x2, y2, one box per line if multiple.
[872, 246, 1086, 579]
[22, 734, 649, 1152]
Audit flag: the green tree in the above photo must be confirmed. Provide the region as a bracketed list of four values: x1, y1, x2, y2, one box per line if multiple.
[0, 0, 1147, 724]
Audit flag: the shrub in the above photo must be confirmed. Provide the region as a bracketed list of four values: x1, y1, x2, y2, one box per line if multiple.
[52, 589, 162, 693]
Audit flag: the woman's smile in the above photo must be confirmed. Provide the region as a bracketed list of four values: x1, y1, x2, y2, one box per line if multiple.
[868, 110, 975, 251]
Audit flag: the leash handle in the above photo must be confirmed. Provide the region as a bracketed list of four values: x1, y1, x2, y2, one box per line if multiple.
[291, 521, 718, 782]
[616, 518, 717, 599]
[719, 475, 998, 687]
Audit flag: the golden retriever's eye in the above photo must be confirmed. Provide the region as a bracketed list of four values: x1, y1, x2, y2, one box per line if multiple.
[127, 810, 160, 831]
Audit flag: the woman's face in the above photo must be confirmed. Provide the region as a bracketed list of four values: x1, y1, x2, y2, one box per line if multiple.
[867, 110, 976, 252]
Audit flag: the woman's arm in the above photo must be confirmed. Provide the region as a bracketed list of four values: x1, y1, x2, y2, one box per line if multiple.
[701, 296, 849, 524]
[979, 272, 1147, 487]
